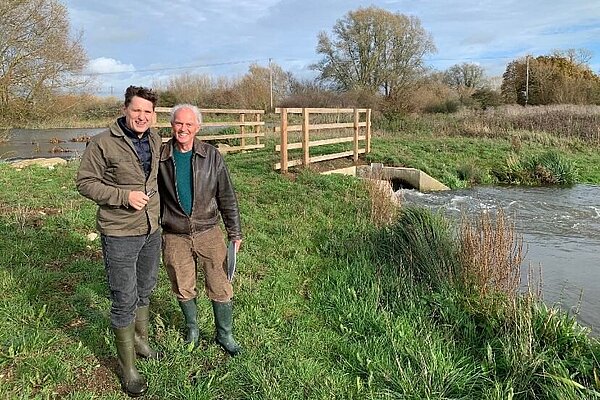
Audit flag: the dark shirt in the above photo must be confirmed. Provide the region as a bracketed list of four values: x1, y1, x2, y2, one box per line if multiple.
[117, 116, 152, 179]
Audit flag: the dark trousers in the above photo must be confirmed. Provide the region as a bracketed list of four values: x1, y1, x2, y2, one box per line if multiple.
[101, 229, 161, 328]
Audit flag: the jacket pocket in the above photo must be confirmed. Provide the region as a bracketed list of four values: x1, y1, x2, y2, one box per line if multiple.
[105, 156, 142, 186]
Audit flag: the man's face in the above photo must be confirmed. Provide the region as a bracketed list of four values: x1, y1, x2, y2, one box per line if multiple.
[123, 96, 155, 135]
[171, 108, 200, 150]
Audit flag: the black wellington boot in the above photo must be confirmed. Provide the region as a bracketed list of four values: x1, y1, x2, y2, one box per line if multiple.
[133, 306, 160, 360]
[178, 299, 200, 347]
[114, 323, 148, 397]
[212, 300, 241, 356]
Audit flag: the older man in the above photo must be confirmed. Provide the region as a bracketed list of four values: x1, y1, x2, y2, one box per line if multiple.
[76, 86, 161, 397]
[158, 104, 242, 356]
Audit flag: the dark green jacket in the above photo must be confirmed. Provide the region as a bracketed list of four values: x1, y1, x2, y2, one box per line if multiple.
[158, 138, 242, 241]
[76, 120, 161, 236]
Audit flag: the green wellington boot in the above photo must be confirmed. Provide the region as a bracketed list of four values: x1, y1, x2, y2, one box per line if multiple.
[178, 299, 200, 347]
[133, 306, 160, 360]
[113, 323, 148, 397]
[212, 300, 241, 356]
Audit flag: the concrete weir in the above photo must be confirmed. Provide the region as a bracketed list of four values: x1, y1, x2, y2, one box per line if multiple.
[321, 163, 450, 192]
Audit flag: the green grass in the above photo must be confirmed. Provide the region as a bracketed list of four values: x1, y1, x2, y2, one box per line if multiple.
[1, 114, 600, 398]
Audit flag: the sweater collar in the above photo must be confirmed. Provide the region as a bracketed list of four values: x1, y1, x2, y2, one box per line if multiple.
[160, 137, 207, 161]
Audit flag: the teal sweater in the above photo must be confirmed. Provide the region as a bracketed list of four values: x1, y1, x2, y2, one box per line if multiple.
[173, 147, 193, 215]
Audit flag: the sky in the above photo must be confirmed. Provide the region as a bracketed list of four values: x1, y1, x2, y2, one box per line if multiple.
[62, 0, 600, 97]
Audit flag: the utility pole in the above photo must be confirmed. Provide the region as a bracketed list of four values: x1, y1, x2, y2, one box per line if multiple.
[525, 55, 529, 106]
[269, 58, 273, 112]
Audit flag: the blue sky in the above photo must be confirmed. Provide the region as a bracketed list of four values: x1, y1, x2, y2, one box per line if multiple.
[63, 0, 600, 97]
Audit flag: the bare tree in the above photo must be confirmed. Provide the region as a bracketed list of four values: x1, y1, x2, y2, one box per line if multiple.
[551, 48, 593, 67]
[442, 62, 486, 103]
[0, 0, 87, 119]
[443, 63, 486, 89]
[311, 6, 436, 98]
[234, 62, 292, 110]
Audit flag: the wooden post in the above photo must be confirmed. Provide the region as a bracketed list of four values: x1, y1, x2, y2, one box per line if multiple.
[353, 108, 359, 163]
[255, 113, 261, 145]
[280, 108, 288, 173]
[302, 108, 309, 166]
[239, 113, 246, 149]
[366, 108, 371, 153]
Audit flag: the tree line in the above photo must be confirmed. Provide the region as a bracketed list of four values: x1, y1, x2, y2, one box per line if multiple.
[2, 1, 600, 125]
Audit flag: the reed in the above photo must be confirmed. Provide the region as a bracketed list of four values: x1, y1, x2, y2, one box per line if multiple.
[458, 209, 524, 300]
[361, 167, 400, 227]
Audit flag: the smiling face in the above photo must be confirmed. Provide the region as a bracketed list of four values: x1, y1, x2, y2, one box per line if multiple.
[171, 107, 200, 152]
[123, 95, 155, 136]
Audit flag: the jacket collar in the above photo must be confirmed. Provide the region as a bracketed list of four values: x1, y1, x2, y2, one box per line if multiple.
[116, 116, 151, 140]
[160, 137, 207, 161]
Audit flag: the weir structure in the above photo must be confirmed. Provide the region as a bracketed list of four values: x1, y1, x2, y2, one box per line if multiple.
[322, 163, 450, 192]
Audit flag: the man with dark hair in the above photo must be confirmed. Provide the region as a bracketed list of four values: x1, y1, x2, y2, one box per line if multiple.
[76, 85, 161, 397]
[158, 104, 243, 356]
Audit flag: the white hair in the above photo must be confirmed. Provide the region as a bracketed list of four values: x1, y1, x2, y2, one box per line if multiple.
[170, 104, 202, 125]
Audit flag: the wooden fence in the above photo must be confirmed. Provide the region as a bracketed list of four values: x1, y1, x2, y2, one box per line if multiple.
[154, 107, 265, 153]
[274, 107, 371, 172]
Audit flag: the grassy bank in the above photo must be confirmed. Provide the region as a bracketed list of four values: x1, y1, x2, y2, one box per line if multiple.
[370, 105, 600, 187]
[1, 137, 599, 399]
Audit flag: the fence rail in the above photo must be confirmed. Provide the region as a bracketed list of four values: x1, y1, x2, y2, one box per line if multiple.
[154, 107, 265, 153]
[273, 107, 371, 172]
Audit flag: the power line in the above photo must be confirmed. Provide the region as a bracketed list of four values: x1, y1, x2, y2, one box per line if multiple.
[78, 58, 270, 76]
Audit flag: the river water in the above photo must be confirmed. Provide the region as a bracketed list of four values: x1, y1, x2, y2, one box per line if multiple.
[0, 128, 105, 160]
[400, 185, 600, 335]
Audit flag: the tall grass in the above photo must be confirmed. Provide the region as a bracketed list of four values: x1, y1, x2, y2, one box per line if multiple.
[496, 150, 579, 185]
[368, 205, 600, 399]
[459, 209, 524, 300]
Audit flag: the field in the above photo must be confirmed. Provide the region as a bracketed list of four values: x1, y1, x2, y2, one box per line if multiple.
[1, 106, 600, 399]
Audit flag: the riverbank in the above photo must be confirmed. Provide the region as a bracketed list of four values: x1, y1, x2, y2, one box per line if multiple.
[369, 106, 600, 187]
[1, 142, 598, 398]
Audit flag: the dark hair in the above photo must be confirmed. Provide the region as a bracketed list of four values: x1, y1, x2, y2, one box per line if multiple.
[124, 86, 158, 108]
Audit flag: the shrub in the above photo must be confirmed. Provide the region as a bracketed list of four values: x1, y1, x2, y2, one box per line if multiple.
[424, 99, 461, 114]
[372, 112, 408, 132]
[494, 151, 578, 185]
[456, 161, 487, 185]
[524, 151, 578, 185]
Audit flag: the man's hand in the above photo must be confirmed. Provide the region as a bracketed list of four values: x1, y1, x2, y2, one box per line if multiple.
[232, 239, 242, 252]
[128, 191, 150, 210]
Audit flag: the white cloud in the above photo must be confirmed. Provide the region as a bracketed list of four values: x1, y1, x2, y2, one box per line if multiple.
[86, 58, 136, 74]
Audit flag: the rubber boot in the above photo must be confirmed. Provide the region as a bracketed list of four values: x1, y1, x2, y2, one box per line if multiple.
[114, 323, 148, 397]
[212, 300, 241, 356]
[178, 299, 200, 347]
[133, 306, 160, 360]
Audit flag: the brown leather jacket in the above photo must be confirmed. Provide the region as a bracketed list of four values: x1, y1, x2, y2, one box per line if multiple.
[158, 138, 242, 240]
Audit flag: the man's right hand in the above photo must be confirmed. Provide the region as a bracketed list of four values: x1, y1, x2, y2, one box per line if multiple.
[128, 191, 150, 210]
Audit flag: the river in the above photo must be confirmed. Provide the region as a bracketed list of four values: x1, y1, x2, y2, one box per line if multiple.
[0, 128, 105, 160]
[400, 184, 600, 336]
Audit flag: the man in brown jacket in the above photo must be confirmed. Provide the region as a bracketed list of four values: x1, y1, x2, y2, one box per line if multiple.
[158, 104, 242, 356]
[76, 86, 161, 397]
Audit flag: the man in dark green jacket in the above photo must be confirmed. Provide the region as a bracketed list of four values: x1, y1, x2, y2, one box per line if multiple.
[158, 104, 243, 356]
[76, 86, 161, 398]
